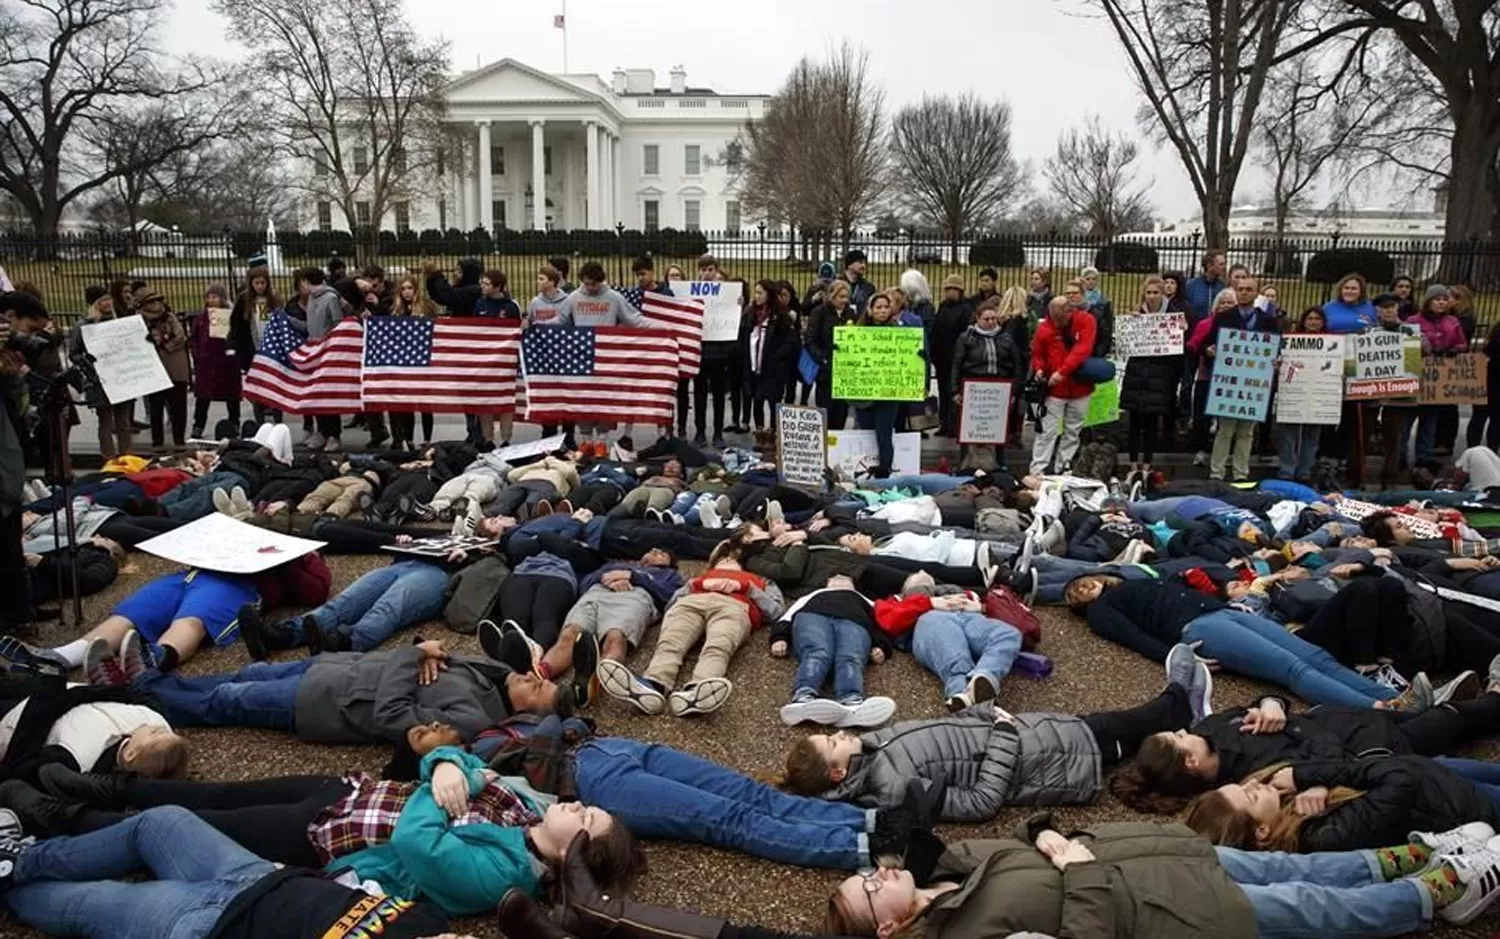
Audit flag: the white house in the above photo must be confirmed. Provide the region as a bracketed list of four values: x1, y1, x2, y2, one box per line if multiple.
[296, 59, 768, 235]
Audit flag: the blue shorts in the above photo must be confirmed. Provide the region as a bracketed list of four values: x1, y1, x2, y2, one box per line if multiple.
[112, 570, 258, 646]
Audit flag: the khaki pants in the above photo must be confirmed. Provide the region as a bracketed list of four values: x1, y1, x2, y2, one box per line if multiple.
[297, 476, 373, 517]
[1210, 417, 1257, 480]
[95, 401, 135, 461]
[645, 592, 752, 688]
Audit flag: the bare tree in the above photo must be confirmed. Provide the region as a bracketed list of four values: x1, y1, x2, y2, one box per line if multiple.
[889, 94, 1026, 256]
[213, 0, 449, 261]
[733, 42, 888, 250]
[135, 143, 296, 233]
[1093, 0, 1306, 244]
[1043, 116, 1155, 239]
[0, 0, 227, 247]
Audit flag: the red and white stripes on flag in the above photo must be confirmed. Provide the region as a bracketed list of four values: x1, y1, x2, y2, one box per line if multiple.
[361, 316, 520, 413]
[521, 326, 679, 424]
[640, 292, 704, 377]
[242, 314, 365, 414]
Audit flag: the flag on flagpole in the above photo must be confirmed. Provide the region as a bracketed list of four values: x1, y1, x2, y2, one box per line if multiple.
[638, 291, 704, 377]
[521, 327, 678, 423]
[242, 313, 364, 414]
[362, 317, 520, 413]
[554, 13, 565, 27]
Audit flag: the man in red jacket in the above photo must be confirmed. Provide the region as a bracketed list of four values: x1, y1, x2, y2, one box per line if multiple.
[1029, 296, 1098, 475]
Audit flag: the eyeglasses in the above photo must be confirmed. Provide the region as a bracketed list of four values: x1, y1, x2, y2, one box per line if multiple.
[861, 869, 883, 927]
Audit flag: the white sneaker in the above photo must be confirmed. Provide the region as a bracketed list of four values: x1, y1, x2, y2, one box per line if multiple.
[945, 690, 974, 713]
[967, 674, 997, 705]
[838, 696, 896, 728]
[1410, 823, 1497, 873]
[668, 677, 733, 716]
[302, 432, 325, 450]
[1193, 451, 1209, 467]
[698, 499, 721, 529]
[597, 659, 665, 715]
[323, 437, 342, 453]
[1438, 845, 1500, 924]
[779, 696, 847, 726]
[451, 499, 482, 537]
[766, 499, 784, 526]
[212, 488, 234, 515]
[229, 486, 252, 515]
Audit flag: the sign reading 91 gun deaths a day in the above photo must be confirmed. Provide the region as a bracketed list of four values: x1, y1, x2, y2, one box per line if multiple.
[670, 280, 742, 342]
[776, 405, 828, 488]
[1346, 331, 1422, 399]
[1276, 334, 1345, 425]
[1205, 328, 1279, 422]
[831, 326, 927, 401]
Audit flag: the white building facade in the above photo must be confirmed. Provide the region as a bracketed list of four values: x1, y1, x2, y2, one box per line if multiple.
[297, 59, 767, 236]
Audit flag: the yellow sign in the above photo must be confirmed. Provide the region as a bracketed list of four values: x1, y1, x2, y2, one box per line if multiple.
[831, 326, 926, 401]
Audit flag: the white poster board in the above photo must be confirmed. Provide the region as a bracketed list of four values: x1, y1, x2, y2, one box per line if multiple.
[137, 513, 325, 574]
[492, 434, 568, 463]
[208, 308, 232, 339]
[958, 379, 1013, 444]
[78, 316, 172, 404]
[1275, 334, 1345, 426]
[777, 405, 827, 488]
[1351, 331, 1409, 380]
[670, 280, 742, 342]
[1115, 313, 1186, 358]
[826, 429, 921, 479]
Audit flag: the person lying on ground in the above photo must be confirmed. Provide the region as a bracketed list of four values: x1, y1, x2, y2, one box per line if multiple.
[16, 744, 643, 917]
[783, 647, 1212, 822]
[0, 806, 457, 939]
[26, 536, 124, 606]
[825, 814, 1500, 937]
[597, 541, 784, 718]
[84, 631, 567, 744]
[1183, 753, 1500, 856]
[770, 574, 897, 728]
[542, 547, 680, 668]
[42, 553, 330, 673]
[1065, 571, 1407, 709]
[1112, 666, 1500, 813]
[736, 524, 987, 598]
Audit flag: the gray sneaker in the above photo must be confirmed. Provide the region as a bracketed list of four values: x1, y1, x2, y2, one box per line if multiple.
[1389, 671, 1434, 714]
[1488, 653, 1500, 695]
[779, 695, 847, 726]
[302, 432, 326, 450]
[1435, 670, 1482, 706]
[322, 437, 342, 453]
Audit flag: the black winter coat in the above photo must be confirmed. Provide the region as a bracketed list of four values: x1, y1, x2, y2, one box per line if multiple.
[740, 309, 799, 402]
[426, 259, 484, 318]
[804, 302, 858, 373]
[1194, 702, 1413, 784]
[1119, 354, 1180, 414]
[1292, 755, 1500, 852]
[951, 326, 1025, 392]
[931, 299, 972, 381]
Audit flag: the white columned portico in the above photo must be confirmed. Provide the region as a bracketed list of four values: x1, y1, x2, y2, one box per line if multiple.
[611, 132, 623, 225]
[476, 121, 493, 233]
[585, 120, 601, 228]
[530, 119, 547, 230]
[602, 132, 615, 227]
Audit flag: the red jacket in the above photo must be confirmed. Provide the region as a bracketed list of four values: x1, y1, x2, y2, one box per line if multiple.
[1030, 309, 1098, 400]
[872, 591, 980, 638]
[688, 568, 773, 629]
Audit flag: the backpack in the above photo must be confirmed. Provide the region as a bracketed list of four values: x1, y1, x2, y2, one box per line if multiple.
[441, 555, 510, 634]
[982, 583, 1042, 651]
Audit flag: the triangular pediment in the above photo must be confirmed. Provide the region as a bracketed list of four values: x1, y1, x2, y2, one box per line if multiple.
[445, 58, 602, 105]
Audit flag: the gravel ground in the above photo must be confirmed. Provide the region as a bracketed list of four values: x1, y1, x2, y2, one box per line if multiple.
[6, 548, 1500, 939]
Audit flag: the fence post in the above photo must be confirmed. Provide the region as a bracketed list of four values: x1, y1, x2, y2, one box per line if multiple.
[222, 226, 236, 292]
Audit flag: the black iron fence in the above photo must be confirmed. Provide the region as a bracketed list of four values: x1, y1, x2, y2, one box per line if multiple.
[5, 227, 1500, 331]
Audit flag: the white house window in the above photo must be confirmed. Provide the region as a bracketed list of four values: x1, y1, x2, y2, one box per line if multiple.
[725, 200, 741, 233]
[684, 145, 701, 176]
[684, 200, 701, 232]
[394, 201, 410, 233]
[355, 202, 372, 227]
[491, 145, 505, 176]
[643, 144, 659, 176]
[492, 200, 507, 230]
[438, 198, 447, 231]
[393, 146, 407, 174]
[545, 146, 553, 176]
[313, 155, 329, 178]
[354, 147, 369, 174]
[644, 200, 660, 231]
[316, 201, 333, 231]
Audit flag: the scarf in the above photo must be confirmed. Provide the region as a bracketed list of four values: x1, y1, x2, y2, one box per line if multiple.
[972, 325, 1000, 337]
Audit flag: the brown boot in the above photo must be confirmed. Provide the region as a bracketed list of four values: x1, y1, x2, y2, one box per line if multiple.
[555, 833, 725, 939]
[496, 888, 575, 939]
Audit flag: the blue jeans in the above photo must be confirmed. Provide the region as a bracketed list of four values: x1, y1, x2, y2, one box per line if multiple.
[1125, 496, 1230, 524]
[861, 474, 974, 495]
[1277, 423, 1321, 480]
[1182, 610, 1395, 708]
[573, 738, 871, 869]
[1435, 757, 1500, 809]
[158, 471, 250, 521]
[297, 560, 449, 651]
[792, 613, 871, 703]
[1216, 845, 1429, 938]
[135, 659, 313, 729]
[7, 806, 277, 939]
[911, 610, 1021, 696]
[855, 402, 901, 476]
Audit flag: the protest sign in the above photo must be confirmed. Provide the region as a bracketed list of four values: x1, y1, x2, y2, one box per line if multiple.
[208, 308, 232, 340]
[776, 405, 827, 488]
[1205, 328, 1278, 422]
[831, 326, 926, 401]
[78, 316, 172, 404]
[670, 280, 741, 342]
[1276, 334, 1345, 425]
[826, 429, 921, 478]
[1345, 331, 1422, 399]
[1115, 313, 1186, 358]
[383, 535, 500, 559]
[1418, 352, 1488, 405]
[1083, 373, 1121, 428]
[491, 433, 568, 463]
[136, 514, 325, 574]
[958, 379, 1013, 444]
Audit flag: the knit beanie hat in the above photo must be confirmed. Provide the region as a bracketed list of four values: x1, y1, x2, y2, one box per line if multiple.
[1424, 284, 1450, 302]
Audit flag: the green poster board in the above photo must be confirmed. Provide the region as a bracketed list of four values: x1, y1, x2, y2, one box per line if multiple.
[831, 326, 927, 401]
[1083, 378, 1120, 428]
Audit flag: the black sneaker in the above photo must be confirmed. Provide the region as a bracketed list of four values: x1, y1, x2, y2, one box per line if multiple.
[571, 630, 600, 708]
[38, 764, 128, 809]
[303, 615, 327, 655]
[357, 491, 376, 519]
[0, 779, 81, 838]
[240, 419, 259, 439]
[239, 604, 270, 661]
[480, 619, 535, 674]
[0, 808, 32, 886]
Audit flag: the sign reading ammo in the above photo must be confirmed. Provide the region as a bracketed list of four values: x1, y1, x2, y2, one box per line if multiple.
[831, 326, 926, 401]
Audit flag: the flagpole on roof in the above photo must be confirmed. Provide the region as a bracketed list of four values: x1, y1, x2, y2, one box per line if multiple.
[560, 0, 568, 72]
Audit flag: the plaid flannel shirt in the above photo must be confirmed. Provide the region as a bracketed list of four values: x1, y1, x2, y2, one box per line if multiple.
[308, 772, 543, 864]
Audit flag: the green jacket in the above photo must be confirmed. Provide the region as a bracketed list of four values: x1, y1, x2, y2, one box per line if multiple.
[921, 820, 1255, 939]
[333, 746, 543, 915]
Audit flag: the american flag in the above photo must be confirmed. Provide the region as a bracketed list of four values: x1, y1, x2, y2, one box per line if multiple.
[363, 316, 519, 413]
[242, 313, 364, 414]
[638, 292, 704, 377]
[521, 326, 678, 423]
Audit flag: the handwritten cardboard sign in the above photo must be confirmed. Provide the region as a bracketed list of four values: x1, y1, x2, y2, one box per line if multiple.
[958, 379, 1013, 444]
[776, 404, 827, 488]
[1418, 352, 1488, 405]
[1276, 334, 1344, 425]
[1115, 313, 1186, 358]
[77, 316, 173, 404]
[831, 326, 926, 401]
[669, 280, 742, 342]
[136, 514, 325, 574]
[1205, 328, 1278, 423]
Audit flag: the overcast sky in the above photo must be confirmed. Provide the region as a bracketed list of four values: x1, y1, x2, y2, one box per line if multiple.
[159, 0, 1261, 225]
